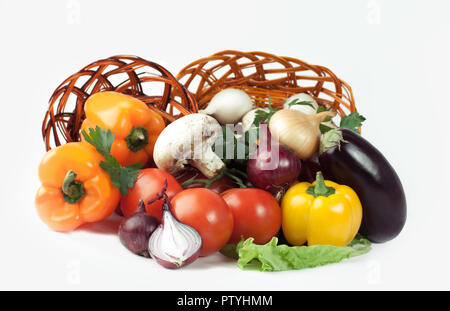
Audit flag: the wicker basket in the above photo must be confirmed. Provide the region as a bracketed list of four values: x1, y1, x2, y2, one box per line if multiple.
[177, 50, 356, 116]
[42, 55, 197, 151]
[42, 51, 357, 150]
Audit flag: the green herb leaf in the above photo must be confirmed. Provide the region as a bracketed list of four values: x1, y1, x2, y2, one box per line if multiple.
[316, 106, 331, 113]
[252, 98, 279, 127]
[287, 99, 315, 109]
[212, 98, 279, 167]
[82, 126, 142, 196]
[339, 112, 366, 133]
[225, 235, 370, 272]
[180, 167, 247, 190]
[319, 123, 334, 134]
[316, 105, 333, 122]
[213, 125, 248, 166]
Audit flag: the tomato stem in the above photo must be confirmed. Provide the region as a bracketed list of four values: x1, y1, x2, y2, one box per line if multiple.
[180, 168, 247, 189]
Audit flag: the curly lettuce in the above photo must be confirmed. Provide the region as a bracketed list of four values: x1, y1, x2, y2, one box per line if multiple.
[221, 236, 371, 272]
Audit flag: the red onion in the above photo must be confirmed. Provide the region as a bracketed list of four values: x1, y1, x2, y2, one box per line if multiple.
[118, 200, 160, 258]
[148, 182, 202, 269]
[247, 123, 301, 194]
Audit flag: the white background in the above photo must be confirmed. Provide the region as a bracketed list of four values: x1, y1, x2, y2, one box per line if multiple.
[0, 0, 449, 290]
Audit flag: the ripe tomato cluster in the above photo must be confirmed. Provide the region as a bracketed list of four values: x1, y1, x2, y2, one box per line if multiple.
[119, 168, 282, 257]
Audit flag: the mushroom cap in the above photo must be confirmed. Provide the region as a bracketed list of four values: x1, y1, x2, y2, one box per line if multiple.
[153, 113, 225, 178]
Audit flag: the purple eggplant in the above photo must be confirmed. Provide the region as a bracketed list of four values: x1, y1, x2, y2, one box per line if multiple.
[298, 157, 322, 183]
[318, 128, 406, 243]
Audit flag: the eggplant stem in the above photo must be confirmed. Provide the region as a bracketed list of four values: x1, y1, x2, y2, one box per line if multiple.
[319, 128, 347, 154]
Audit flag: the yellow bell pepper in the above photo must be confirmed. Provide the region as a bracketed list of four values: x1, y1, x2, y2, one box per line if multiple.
[281, 172, 362, 246]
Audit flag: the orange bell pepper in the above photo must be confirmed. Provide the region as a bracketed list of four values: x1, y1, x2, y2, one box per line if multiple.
[81, 91, 165, 166]
[35, 142, 121, 232]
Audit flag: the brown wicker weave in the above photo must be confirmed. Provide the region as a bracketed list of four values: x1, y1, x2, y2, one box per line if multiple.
[42, 51, 358, 151]
[42, 55, 198, 151]
[177, 50, 356, 117]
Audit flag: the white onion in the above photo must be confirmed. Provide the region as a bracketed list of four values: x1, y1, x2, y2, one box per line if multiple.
[200, 88, 254, 125]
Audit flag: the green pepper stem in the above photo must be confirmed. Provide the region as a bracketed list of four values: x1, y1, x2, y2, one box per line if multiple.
[61, 170, 85, 204]
[306, 172, 336, 197]
[126, 126, 149, 152]
[313, 172, 328, 195]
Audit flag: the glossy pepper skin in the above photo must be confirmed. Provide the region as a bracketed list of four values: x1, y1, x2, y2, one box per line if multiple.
[81, 91, 165, 167]
[35, 142, 121, 232]
[281, 172, 362, 246]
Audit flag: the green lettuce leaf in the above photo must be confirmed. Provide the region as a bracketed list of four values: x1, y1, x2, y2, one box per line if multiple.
[224, 236, 371, 272]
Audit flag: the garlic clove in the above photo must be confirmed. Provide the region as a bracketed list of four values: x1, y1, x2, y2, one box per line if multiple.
[202, 88, 254, 125]
[241, 108, 270, 132]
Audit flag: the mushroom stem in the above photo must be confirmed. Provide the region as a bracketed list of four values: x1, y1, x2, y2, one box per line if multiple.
[190, 147, 225, 179]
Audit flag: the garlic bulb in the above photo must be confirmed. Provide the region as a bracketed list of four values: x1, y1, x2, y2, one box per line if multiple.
[269, 109, 336, 160]
[241, 108, 270, 132]
[200, 88, 254, 125]
[283, 93, 318, 115]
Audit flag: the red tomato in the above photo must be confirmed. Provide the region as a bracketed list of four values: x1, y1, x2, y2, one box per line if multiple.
[170, 188, 234, 257]
[221, 188, 281, 245]
[120, 168, 182, 221]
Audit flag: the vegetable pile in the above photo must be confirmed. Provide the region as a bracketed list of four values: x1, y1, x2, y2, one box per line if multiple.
[35, 87, 407, 271]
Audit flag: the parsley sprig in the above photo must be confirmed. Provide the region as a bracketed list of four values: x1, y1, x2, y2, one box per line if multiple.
[287, 98, 315, 110]
[81, 126, 142, 195]
[339, 112, 366, 133]
[252, 98, 279, 127]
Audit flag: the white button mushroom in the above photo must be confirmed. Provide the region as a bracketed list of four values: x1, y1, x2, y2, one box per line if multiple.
[153, 113, 225, 179]
[200, 88, 254, 125]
